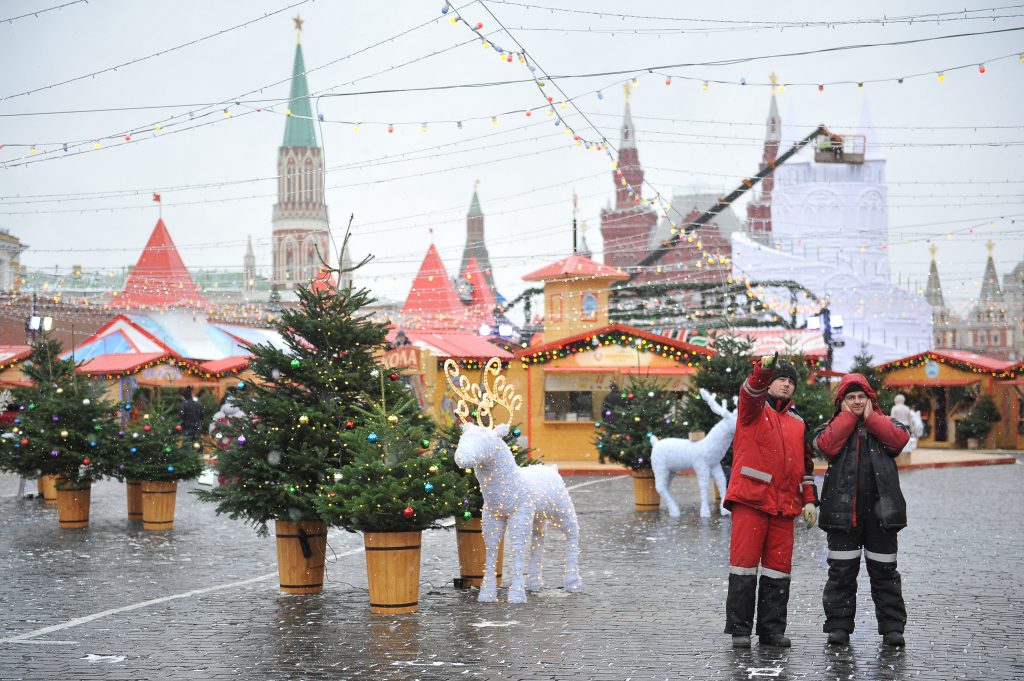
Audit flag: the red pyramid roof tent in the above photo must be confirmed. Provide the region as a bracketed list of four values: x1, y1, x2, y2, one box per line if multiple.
[464, 256, 496, 309]
[401, 244, 466, 330]
[522, 254, 629, 282]
[109, 218, 208, 310]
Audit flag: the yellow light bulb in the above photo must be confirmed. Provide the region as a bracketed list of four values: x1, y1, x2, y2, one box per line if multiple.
[92, 141, 100, 149]
[937, 72, 945, 81]
[284, 108, 292, 116]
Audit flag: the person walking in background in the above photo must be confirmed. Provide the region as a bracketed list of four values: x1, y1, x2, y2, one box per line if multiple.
[179, 386, 203, 444]
[813, 374, 911, 648]
[724, 352, 819, 649]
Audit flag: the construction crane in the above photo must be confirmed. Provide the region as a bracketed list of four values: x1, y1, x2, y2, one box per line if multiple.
[626, 124, 858, 282]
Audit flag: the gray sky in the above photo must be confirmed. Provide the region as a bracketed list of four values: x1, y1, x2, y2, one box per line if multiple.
[2, 0, 1022, 315]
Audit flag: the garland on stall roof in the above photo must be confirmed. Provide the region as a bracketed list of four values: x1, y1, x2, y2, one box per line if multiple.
[437, 358, 510, 371]
[518, 329, 713, 367]
[876, 351, 1022, 380]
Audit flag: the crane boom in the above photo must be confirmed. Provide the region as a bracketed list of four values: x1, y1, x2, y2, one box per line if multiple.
[626, 124, 832, 282]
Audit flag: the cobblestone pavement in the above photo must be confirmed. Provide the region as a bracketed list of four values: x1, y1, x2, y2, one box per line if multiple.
[1, 458, 1022, 681]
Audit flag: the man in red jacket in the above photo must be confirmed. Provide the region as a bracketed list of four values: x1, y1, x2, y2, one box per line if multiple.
[724, 353, 818, 648]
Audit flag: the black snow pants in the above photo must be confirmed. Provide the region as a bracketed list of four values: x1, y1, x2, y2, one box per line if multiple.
[822, 510, 907, 635]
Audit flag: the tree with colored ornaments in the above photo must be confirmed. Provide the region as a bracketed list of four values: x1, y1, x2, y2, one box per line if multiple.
[117, 400, 204, 483]
[5, 335, 116, 489]
[314, 390, 464, 532]
[195, 278, 414, 534]
[595, 374, 688, 470]
[434, 419, 538, 520]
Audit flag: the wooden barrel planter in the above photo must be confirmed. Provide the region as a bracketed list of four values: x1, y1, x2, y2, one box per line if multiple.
[275, 520, 327, 594]
[364, 530, 422, 614]
[632, 469, 660, 512]
[39, 475, 59, 505]
[126, 480, 143, 522]
[455, 517, 504, 588]
[56, 485, 91, 528]
[141, 480, 178, 531]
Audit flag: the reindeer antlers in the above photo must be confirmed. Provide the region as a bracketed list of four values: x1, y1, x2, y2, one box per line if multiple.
[699, 388, 734, 419]
[444, 357, 523, 428]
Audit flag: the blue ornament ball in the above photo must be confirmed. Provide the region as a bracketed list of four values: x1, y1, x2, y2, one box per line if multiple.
[130, 447, 137, 453]
[237, 381, 246, 391]
[424, 482, 434, 492]
[367, 432, 379, 443]
[512, 427, 521, 437]
[167, 465, 175, 472]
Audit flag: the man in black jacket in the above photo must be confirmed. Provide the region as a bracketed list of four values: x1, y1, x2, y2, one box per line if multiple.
[812, 373, 910, 648]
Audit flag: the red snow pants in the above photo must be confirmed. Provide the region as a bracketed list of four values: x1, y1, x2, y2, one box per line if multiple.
[729, 503, 795, 577]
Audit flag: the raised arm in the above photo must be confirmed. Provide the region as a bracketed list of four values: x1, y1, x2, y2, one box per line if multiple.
[738, 361, 774, 427]
[812, 411, 858, 459]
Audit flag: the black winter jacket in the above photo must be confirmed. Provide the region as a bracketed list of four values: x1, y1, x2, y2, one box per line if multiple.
[812, 374, 911, 531]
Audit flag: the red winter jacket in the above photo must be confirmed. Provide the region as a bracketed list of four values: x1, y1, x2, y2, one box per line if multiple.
[725, 363, 817, 518]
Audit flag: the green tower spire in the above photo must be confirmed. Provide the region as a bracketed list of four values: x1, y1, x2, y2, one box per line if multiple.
[283, 20, 317, 148]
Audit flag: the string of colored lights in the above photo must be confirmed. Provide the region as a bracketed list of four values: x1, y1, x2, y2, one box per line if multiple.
[0, 0, 88, 24]
[483, 1, 1024, 28]
[1, 0, 313, 102]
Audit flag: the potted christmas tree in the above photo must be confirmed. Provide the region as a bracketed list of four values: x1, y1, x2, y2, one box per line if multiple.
[595, 374, 687, 511]
[434, 419, 536, 589]
[118, 405, 204, 530]
[314, 386, 463, 613]
[196, 252, 422, 594]
[11, 336, 115, 528]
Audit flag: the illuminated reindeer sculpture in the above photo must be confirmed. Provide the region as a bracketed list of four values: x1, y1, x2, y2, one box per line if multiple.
[649, 389, 737, 518]
[445, 358, 583, 604]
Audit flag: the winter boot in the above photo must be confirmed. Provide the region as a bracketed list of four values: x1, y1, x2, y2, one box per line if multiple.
[755, 575, 791, 644]
[883, 631, 905, 647]
[732, 635, 751, 649]
[724, 573, 757, 636]
[827, 629, 850, 646]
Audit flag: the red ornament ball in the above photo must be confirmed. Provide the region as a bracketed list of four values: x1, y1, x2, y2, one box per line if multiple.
[627, 393, 635, 400]
[143, 425, 151, 432]
[82, 458, 91, 465]
[20, 438, 28, 445]
[345, 420, 355, 430]
[402, 506, 415, 519]
[175, 424, 182, 432]
[389, 372, 399, 381]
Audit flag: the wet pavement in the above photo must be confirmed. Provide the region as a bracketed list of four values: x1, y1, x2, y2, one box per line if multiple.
[1, 458, 1022, 680]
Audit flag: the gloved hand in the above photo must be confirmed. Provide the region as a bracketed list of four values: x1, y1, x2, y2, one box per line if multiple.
[802, 503, 818, 530]
[760, 351, 780, 369]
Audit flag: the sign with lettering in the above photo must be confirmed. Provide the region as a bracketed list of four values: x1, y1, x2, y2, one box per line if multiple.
[382, 346, 420, 371]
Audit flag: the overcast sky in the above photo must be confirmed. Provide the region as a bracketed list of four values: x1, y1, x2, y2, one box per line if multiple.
[2, 0, 1022, 315]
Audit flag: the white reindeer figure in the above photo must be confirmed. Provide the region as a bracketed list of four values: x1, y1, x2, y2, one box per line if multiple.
[649, 388, 737, 518]
[446, 358, 582, 604]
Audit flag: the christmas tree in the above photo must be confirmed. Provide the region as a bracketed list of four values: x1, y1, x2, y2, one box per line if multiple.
[434, 419, 537, 520]
[314, 386, 464, 532]
[5, 336, 116, 488]
[595, 374, 687, 470]
[195, 256, 421, 534]
[118, 399, 204, 483]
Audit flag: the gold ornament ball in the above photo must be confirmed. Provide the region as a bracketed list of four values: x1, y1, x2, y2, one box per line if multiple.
[387, 414, 399, 425]
[428, 465, 439, 473]
[60, 430, 69, 438]
[299, 415, 309, 425]
[634, 416, 641, 422]
[56, 388, 64, 394]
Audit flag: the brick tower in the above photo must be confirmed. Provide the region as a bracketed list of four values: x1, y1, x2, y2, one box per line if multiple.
[600, 83, 658, 270]
[745, 75, 781, 242]
[271, 15, 330, 288]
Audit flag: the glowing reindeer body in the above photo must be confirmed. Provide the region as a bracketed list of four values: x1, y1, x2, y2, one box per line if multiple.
[649, 389, 737, 518]
[446, 358, 583, 604]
